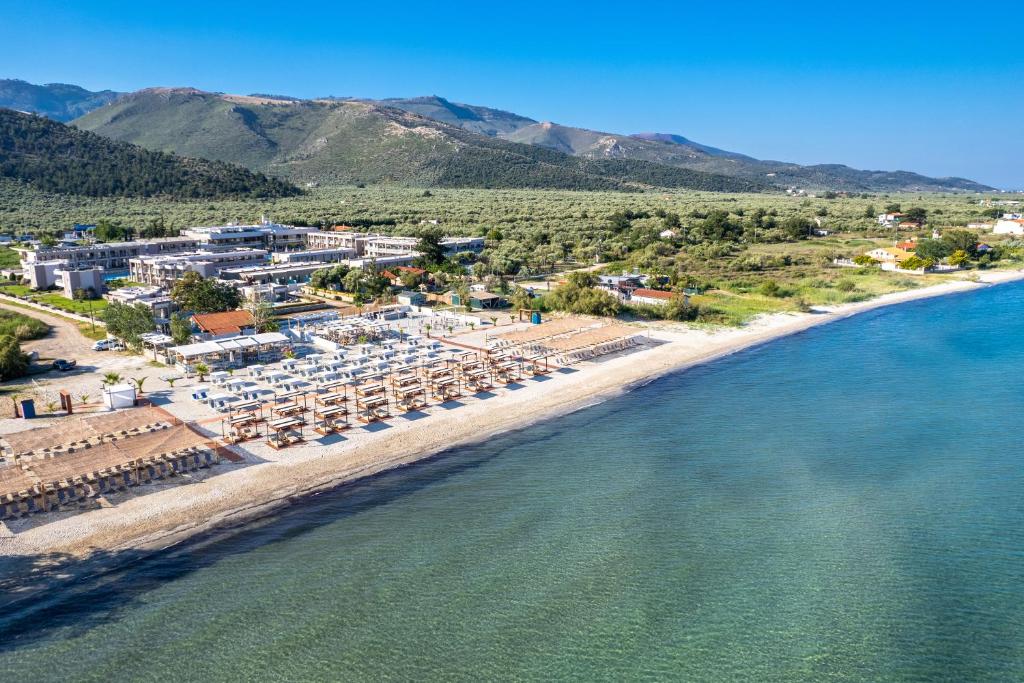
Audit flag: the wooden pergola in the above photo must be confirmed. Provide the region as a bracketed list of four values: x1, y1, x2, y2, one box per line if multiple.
[266, 416, 305, 449]
[355, 395, 389, 423]
[222, 412, 264, 443]
[313, 404, 350, 435]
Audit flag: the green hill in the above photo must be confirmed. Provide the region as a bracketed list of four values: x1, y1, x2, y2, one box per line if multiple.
[72, 89, 765, 192]
[502, 122, 990, 192]
[0, 79, 122, 122]
[0, 107, 301, 198]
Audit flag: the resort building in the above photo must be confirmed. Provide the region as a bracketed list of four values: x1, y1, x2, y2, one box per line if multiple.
[302, 231, 485, 258]
[20, 236, 200, 273]
[363, 235, 485, 258]
[104, 286, 177, 321]
[218, 261, 327, 286]
[24, 260, 69, 290]
[304, 230, 370, 253]
[345, 254, 418, 270]
[167, 331, 290, 372]
[129, 249, 269, 287]
[181, 218, 316, 253]
[53, 266, 104, 299]
[273, 247, 358, 265]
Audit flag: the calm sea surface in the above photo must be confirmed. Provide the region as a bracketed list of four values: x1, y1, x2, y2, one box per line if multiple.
[3, 283, 1024, 681]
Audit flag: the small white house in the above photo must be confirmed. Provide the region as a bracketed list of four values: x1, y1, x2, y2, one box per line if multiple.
[103, 384, 137, 410]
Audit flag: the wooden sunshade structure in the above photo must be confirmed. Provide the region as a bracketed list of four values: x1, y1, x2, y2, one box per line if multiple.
[266, 416, 305, 449]
[222, 412, 264, 443]
[313, 404, 350, 435]
[1, 424, 218, 519]
[458, 358, 493, 392]
[274, 389, 309, 411]
[355, 382, 389, 423]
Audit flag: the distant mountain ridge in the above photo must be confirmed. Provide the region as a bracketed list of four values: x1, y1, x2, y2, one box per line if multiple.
[0, 79, 122, 121]
[0, 107, 301, 198]
[72, 88, 765, 193]
[1, 78, 994, 192]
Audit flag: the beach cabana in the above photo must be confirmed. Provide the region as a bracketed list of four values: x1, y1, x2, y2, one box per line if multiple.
[266, 416, 305, 449]
[313, 404, 350, 435]
[222, 412, 263, 443]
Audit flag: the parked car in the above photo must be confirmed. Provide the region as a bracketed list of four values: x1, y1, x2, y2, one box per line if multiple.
[52, 359, 77, 372]
[92, 339, 111, 351]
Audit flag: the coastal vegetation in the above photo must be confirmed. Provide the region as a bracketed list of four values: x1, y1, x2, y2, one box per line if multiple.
[0, 180, 1018, 325]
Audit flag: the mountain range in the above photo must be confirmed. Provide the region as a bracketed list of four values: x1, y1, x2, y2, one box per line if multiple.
[0, 79, 994, 193]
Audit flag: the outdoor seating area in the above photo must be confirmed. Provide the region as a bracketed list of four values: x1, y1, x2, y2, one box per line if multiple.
[1, 406, 176, 462]
[0, 422, 217, 520]
[491, 318, 642, 365]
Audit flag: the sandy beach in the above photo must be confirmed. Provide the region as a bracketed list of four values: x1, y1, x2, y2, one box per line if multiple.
[2, 269, 1022, 564]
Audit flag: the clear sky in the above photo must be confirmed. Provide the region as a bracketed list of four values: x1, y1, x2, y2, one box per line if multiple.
[3, 0, 1022, 188]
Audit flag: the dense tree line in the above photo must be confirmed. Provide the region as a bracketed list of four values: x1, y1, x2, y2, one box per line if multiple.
[0, 108, 301, 199]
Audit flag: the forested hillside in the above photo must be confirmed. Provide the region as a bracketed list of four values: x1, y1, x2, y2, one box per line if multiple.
[0, 108, 301, 198]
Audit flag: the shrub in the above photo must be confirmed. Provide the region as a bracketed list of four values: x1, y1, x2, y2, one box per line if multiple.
[0, 310, 48, 340]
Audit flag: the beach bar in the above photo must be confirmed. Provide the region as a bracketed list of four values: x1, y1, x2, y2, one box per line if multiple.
[168, 332, 289, 373]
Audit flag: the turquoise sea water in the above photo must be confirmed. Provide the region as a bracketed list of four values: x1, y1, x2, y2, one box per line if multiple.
[3, 282, 1024, 681]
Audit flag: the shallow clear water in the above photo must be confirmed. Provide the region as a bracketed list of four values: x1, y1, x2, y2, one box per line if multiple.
[3, 283, 1024, 681]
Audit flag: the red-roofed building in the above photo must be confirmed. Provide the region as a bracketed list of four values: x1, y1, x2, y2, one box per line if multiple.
[630, 288, 677, 306]
[190, 310, 256, 339]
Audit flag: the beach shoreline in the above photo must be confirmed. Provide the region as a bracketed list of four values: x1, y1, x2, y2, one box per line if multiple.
[3, 269, 1023, 567]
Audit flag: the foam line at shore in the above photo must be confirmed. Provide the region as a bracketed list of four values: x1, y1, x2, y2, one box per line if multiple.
[2, 270, 1022, 566]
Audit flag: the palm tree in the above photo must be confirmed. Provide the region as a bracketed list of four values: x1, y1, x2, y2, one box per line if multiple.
[44, 400, 59, 414]
[78, 393, 91, 406]
[102, 372, 122, 386]
[424, 323, 432, 338]
[468, 322, 476, 332]
[446, 325, 454, 337]
[130, 377, 147, 394]
[194, 363, 210, 382]
[489, 316, 498, 328]
[163, 377, 178, 389]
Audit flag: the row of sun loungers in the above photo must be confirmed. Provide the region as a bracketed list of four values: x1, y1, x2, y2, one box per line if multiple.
[0, 445, 218, 520]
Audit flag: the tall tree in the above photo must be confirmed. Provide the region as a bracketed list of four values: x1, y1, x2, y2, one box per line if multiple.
[415, 232, 446, 268]
[170, 271, 240, 313]
[101, 302, 154, 347]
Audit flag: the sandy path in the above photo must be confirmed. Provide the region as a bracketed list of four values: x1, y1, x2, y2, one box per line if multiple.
[2, 270, 1022, 561]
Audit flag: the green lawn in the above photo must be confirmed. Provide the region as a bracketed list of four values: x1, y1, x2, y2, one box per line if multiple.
[0, 246, 22, 269]
[0, 284, 108, 316]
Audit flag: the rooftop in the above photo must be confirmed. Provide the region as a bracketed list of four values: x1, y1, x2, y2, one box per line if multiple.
[632, 288, 675, 300]
[191, 310, 257, 335]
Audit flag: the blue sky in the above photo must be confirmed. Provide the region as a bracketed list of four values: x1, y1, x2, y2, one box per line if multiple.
[3, 0, 1022, 188]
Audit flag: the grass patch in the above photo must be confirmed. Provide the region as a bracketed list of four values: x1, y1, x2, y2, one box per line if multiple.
[0, 309, 49, 340]
[0, 284, 108, 316]
[0, 246, 22, 269]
